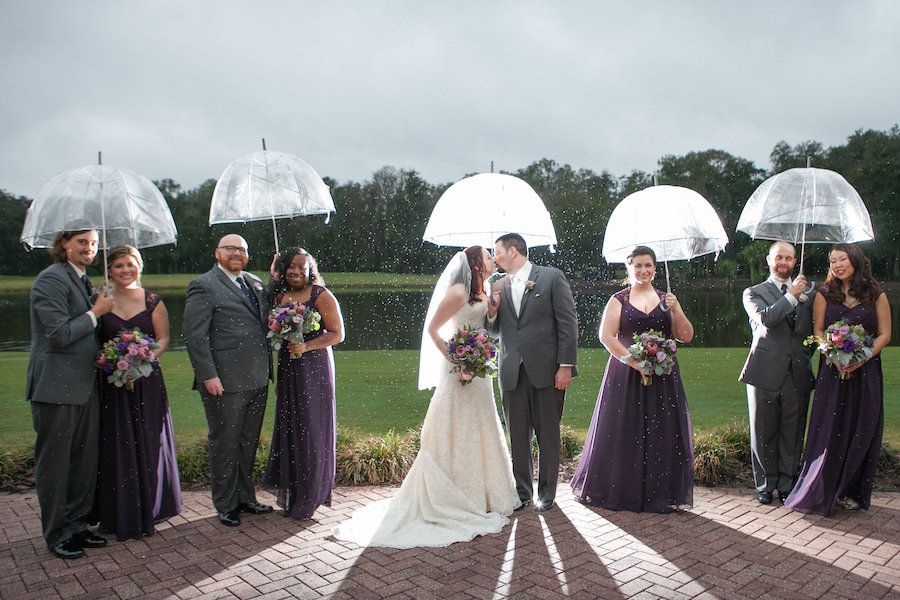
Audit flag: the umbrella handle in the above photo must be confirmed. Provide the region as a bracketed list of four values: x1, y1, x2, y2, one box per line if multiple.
[660, 261, 670, 312]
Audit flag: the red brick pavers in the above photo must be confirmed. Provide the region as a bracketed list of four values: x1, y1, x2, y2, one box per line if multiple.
[1, 487, 898, 599]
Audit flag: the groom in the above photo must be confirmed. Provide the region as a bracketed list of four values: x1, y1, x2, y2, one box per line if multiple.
[487, 233, 578, 512]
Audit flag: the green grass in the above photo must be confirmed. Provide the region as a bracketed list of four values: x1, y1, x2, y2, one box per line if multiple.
[0, 272, 437, 293]
[2, 348, 898, 452]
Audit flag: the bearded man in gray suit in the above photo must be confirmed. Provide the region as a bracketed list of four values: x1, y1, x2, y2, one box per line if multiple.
[487, 233, 578, 512]
[184, 234, 274, 526]
[27, 226, 115, 558]
[739, 241, 815, 505]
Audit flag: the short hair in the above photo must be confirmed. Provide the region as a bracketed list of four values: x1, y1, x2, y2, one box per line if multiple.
[107, 244, 144, 286]
[495, 233, 527, 257]
[49, 228, 96, 263]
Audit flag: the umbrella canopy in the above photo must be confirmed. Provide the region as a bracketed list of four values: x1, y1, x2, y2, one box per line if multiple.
[209, 148, 335, 254]
[20, 164, 177, 250]
[736, 167, 873, 244]
[602, 185, 728, 264]
[423, 173, 558, 251]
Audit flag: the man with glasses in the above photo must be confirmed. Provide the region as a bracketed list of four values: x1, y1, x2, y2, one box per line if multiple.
[184, 234, 274, 526]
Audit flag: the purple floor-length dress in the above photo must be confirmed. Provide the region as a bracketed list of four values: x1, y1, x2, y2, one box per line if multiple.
[571, 288, 694, 513]
[785, 292, 884, 517]
[262, 285, 336, 519]
[91, 290, 183, 541]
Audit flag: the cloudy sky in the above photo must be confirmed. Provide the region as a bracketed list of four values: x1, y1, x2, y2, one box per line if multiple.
[1, 1, 897, 198]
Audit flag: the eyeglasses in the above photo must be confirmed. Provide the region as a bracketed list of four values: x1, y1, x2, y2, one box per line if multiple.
[217, 245, 248, 256]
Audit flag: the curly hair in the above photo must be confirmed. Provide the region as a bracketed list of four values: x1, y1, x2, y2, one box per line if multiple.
[272, 247, 324, 295]
[823, 243, 881, 305]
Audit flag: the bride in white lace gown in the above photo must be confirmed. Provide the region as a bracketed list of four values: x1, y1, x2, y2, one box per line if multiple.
[332, 247, 520, 548]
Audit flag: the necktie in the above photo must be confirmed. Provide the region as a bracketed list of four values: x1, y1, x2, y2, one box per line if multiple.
[781, 284, 796, 329]
[82, 275, 95, 305]
[510, 274, 525, 315]
[237, 277, 259, 312]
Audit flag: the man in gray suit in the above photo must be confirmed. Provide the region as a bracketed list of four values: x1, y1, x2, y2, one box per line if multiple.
[739, 241, 815, 504]
[27, 226, 115, 558]
[184, 234, 274, 526]
[488, 233, 578, 512]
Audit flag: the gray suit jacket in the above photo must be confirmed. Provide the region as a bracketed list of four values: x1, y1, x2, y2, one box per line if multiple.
[487, 264, 579, 391]
[739, 280, 815, 394]
[183, 266, 273, 393]
[26, 262, 100, 405]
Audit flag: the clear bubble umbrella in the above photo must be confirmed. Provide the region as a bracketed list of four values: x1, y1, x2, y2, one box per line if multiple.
[209, 140, 335, 255]
[736, 166, 873, 274]
[423, 173, 558, 251]
[602, 185, 729, 308]
[20, 158, 177, 289]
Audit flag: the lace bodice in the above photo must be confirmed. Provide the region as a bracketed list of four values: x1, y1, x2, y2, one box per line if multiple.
[452, 299, 489, 330]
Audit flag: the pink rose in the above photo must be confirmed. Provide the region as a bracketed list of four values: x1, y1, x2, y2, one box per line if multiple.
[268, 320, 280, 331]
[455, 346, 467, 358]
[121, 331, 134, 343]
[97, 354, 107, 365]
[646, 342, 658, 354]
[476, 332, 487, 343]
[116, 360, 129, 371]
[656, 350, 666, 362]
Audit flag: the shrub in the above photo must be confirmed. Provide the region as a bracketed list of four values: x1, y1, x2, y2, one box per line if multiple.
[336, 427, 420, 485]
[693, 421, 752, 486]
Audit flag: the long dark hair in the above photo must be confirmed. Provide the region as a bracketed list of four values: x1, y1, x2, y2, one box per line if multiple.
[823, 243, 881, 305]
[273, 247, 324, 295]
[464, 245, 487, 304]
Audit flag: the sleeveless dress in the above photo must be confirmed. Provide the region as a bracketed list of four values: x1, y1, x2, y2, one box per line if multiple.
[90, 289, 183, 541]
[570, 288, 694, 513]
[332, 300, 519, 547]
[785, 292, 885, 516]
[262, 285, 336, 519]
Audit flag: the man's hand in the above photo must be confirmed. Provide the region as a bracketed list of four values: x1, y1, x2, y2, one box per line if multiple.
[203, 377, 225, 396]
[488, 290, 501, 318]
[554, 366, 572, 390]
[91, 287, 115, 317]
[789, 275, 808, 298]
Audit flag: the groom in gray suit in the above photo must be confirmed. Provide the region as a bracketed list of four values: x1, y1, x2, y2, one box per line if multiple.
[488, 233, 578, 512]
[739, 241, 815, 504]
[27, 226, 114, 558]
[184, 234, 274, 526]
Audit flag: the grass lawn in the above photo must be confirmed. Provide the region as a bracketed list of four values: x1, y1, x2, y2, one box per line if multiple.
[2, 348, 898, 452]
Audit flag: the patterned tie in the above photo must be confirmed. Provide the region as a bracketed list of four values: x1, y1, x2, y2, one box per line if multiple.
[82, 275, 95, 306]
[237, 276, 259, 312]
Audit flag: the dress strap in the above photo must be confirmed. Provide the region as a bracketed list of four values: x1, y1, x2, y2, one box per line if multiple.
[145, 289, 162, 313]
[613, 287, 629, 305]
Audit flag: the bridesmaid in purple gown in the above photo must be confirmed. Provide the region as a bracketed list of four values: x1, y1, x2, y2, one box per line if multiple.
[571, 246, 695, 513]
[262, 248, 345, 519]
[91, 245, 182, 541]
[785, 244, 891, 516]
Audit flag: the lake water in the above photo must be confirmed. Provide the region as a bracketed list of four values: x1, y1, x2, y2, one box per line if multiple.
[4, 282, 897, 352]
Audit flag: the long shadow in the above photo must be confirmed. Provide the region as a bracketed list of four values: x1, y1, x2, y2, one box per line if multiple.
[595, 496, 899, 598]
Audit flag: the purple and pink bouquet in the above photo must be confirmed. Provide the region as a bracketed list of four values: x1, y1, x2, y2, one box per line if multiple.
[267, 302, 322, 359]
[95, 328, 160, 391]
[805, 318, 874, 380]
[448, 327, 498, 385]
[626, 329, 677, 386]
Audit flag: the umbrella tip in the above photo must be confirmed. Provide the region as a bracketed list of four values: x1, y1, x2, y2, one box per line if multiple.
[98, 151, 102, 165]
[262, 138, 267, 151]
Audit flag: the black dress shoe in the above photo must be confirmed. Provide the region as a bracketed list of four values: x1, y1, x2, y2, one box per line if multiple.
[756, 491, 773, 504]
[239, 502, 273, 515]
[535, 501, 555, 513]
[514, 500, 533, 512]
[218, 509, 241, 526]
[51, 538, 84, 559]
[73, 530, 107, 548]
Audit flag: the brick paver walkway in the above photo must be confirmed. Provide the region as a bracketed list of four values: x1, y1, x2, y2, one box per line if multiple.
[2, 486, 898, 599]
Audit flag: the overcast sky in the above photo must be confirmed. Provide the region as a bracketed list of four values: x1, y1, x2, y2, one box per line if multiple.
[1, 1, 898, 199]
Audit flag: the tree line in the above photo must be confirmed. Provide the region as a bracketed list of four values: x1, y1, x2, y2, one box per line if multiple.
[2, 126, 898, 280]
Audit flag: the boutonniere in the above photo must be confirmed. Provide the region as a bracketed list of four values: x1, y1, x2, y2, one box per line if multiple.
[798, 293, 809, 304]
[524, 280, 535, 293]
[90, 287, 101, 302]
[252, 281, 263, 292]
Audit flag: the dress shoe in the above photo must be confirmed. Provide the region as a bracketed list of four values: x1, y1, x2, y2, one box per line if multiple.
[239, 502, 274, 515]
[73, 530, 107, 548]
[218, 509, 241, 526]
[51, 538, 84, 559]
[756, 491, 773, 504]
[535, 501, 555, 513]
[514, 500, 533, 512]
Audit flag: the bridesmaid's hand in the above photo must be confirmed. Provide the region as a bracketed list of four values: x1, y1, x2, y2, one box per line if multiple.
[838, 359, 866, 374]
[663, 292, 680, 311]
[288, 341, 308, 355]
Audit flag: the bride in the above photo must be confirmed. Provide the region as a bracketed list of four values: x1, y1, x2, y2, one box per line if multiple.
[332, 246, 520, 548]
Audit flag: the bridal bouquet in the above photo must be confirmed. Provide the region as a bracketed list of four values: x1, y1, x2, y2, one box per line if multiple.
[267, 302, 322, 359]
[804, 318, 875, 380]
[95, 328, 161, 391]
[448, 327, 498, 384]
[625, 329, 677, 386]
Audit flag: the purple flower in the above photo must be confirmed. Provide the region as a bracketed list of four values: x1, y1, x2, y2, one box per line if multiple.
[116, 342, 128, 352]
[842, 340, 857, 352]
[116, 360, 129, 371]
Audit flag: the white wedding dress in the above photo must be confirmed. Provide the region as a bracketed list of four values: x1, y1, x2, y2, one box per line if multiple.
[332, 300, 520, 548]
